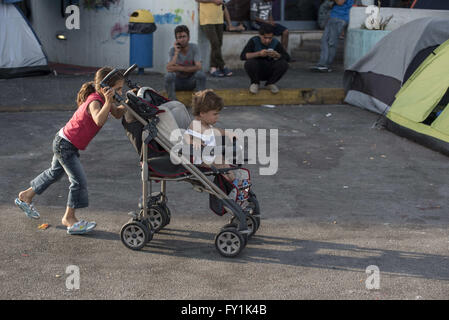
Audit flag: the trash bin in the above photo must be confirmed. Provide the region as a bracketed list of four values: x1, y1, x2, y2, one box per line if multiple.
[129, 9, 157, 74]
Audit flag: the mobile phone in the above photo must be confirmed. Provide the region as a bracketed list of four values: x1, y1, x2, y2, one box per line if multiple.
[267, 48, 274, 51]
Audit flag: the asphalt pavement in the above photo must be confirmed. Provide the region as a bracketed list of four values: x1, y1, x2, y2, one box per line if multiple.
[1, 105, 448, 299]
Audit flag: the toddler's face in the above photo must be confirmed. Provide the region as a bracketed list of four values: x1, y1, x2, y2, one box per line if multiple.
[200, 110, 220, 125]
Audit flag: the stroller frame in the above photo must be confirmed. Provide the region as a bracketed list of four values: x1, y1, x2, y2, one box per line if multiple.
[102, 66, 260, 257]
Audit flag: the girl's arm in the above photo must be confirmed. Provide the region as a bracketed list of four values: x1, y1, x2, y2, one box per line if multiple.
[110, 104, 126, 119]
[89, 86, 115, 126]
[89, 100, 112, 127]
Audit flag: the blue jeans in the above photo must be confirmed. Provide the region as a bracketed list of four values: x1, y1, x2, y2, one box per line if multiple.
[318, 17, 347, 68]
[164, 71, 206, 100]
[30, 133, 88, 209]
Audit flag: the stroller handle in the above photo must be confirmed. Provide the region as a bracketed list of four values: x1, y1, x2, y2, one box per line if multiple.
[123, 64, 140, 90]
[100, 68, 124, 103]
[100, 68, 121, 88]
[123, 64, 138, 78]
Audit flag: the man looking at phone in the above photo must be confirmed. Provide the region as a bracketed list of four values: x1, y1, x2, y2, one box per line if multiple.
[240, 23, 290, 94]
[165, 25, 206, 100]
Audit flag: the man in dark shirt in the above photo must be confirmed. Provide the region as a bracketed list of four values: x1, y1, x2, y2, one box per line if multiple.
[240, 23, 290, 94]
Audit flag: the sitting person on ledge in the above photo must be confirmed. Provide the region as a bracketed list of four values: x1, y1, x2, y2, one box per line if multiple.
[240, 23, 290, 95]
[165, 25, 206, 100]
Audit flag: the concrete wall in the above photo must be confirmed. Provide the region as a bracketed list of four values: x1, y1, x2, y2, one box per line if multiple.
[344, 7, 449, 68]
[29, 0, 199, 73]
[348, 7, 449, 30]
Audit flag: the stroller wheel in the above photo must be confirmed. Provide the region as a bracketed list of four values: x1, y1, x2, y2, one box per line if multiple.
[146, 206, 169, 233]
[230, 214, 258, 238]
[214, 227, 246, 258]
[120, 221, 150, 251]
[161, 204, 171, 226]
[247, 193, 261, 231]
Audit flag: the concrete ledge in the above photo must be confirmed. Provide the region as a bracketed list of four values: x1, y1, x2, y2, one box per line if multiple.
[169, 88, 345, 107]
[0, 88, 345, 112]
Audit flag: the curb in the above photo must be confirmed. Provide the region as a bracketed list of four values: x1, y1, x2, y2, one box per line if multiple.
[173, 88, 345, 107]
[0, 88, 345, 112]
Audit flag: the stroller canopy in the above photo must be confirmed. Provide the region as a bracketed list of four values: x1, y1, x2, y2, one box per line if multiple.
[344, 17, 449, 115]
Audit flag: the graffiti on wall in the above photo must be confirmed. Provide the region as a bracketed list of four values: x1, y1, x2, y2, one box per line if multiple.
[103, 8, 187, 44]
[110, 22, 129, 43]
[153, 8, 183, 25]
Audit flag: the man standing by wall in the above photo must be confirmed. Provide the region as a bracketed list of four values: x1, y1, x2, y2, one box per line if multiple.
[165, 25, 206, 100]
[240, 24, 290, 94]
[310, 0, 353, 73]
[196, 0, 233, 77]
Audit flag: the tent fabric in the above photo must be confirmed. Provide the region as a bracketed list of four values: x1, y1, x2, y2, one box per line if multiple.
[385, 39, 449, 154]
[0, 2, 50, 78]
[344, 17, 449, 114]
[388, 39, 449, 128]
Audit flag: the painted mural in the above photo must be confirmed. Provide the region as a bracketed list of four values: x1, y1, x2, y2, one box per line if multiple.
[153, 8, 183, 25]
[107, 8, 185, 44]
[110, 22, 129, 43]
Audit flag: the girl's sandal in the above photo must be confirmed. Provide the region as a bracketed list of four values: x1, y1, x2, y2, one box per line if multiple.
[15, 198, 40, 219]
[67, 220, 96, 235]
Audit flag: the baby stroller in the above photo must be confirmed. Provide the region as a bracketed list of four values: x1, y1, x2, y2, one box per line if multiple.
[101, 66, 261, 257]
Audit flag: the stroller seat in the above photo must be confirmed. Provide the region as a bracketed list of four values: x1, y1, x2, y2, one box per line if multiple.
[148, 153, 221, 178]
[148, 154, 189, 177]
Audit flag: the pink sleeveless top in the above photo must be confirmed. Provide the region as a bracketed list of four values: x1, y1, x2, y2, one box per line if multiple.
[63, 92, 107, 150]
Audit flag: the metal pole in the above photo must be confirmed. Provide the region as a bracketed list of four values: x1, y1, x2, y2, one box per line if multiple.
[280, 0, 285, 22]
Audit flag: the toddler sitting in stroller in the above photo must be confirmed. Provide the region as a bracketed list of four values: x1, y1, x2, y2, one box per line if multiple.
[184, 89, 251, 207]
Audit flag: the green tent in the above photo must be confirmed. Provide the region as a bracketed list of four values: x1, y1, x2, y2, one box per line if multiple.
[386, 38, 449, 155]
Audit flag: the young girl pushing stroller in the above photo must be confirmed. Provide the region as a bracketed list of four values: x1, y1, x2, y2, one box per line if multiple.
[15, 67, 126, 235]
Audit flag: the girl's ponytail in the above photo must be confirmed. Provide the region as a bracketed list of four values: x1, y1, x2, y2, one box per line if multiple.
[76, 67, 124, 106]
[76, 81, 96, 106]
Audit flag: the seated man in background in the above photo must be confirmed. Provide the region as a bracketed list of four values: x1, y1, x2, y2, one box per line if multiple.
[240, 23, 290, 94]
[165, 25, 206, 100]
[250, 0, 290, 50]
